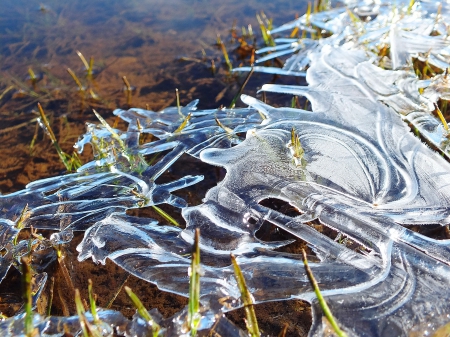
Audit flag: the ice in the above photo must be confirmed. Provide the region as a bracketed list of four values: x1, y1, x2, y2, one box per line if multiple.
[2, 0, 450, 335]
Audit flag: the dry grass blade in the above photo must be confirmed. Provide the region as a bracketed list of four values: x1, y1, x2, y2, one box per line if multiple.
[176, 88, 183, 117]
[122, 76, 133, 106]
[67, 68, 85, 92]
[0, 85, 14, 102]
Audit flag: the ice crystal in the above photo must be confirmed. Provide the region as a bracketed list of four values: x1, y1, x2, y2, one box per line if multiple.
[2, 0, 450, 335]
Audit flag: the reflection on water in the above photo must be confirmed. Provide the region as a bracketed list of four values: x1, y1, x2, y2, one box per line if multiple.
[0, 0, 304, 192]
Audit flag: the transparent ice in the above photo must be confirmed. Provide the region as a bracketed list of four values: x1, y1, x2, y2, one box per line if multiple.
[2, 0, 450, 335]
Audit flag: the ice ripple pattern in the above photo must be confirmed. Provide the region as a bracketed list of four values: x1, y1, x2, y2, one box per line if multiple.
[2, 0, 450, 335]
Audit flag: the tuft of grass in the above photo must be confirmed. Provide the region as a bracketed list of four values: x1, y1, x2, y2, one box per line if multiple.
[210, 59, 216, 75]
[37, 103, 81, 171]
[256, 11, 274, 46]
[74, 288, 103, 337]
[301, 249, 347, 337]
[29, 121, 40, 154]
[278, 323, 289, 337]
[407, 0, 415, 14]
[217, 35, 233, 72]
[93, 109, 126, 151]
[75, 289, 90, 337]
[124, 286, 161, 337]
[106, 274, 129, 309]
[188, 228, 201, 336]
[230, 254, 260, 337]
[303, 2, 312, 39]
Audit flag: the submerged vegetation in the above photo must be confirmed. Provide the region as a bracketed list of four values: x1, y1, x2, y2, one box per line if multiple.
[2, 0, 450, 336]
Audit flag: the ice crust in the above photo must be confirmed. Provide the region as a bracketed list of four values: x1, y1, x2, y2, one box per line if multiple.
[2, 0, 450, 335]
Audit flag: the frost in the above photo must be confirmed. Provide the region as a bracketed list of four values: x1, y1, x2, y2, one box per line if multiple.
[2, 0, 450, 335]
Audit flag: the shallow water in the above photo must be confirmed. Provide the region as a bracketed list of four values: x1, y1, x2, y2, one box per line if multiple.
[0, 0, 305, 192]
[0, 0, 305, 108]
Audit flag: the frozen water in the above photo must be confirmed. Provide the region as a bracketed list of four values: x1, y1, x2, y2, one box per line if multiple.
[2, 0, 450, 335]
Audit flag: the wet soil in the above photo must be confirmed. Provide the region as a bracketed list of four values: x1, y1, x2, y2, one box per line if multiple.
[0, 0, 313, 336]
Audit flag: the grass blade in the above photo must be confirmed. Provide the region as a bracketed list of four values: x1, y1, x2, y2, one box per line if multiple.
[176, 88, 183, 117]
[230, 254, 260, 337]
[301, 249, 347, 337]
[188, 228, 201, 336]
[151, 205, 181, 227]
[434, 103, 449, 131]
[229, 67, 254, 109]
[21, 257, 35, 337]
[125, 286, 161, 337]
[93, 109, 126, 151]
[88, 279, 99, 324]
[37, 103, 72, 171]
[174, 113, 192, 134]
[74, 289, 89, 337]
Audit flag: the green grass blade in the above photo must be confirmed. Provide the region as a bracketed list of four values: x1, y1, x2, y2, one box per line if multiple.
[151, 205, 180, 227]
[74, 289, 90, 337]
[46, 277, 55, 317]
[229, 67, 254, 109]
[21, 258, 34, 337]
[188, 228, 201, 336]
[37, 103, 72, 171]
[301, 249, 347, 337]
[434, 103, 449, 131]
[230, 254, 260, 337]
[88, 279, 99, 324]
[125, 286, 161, 337]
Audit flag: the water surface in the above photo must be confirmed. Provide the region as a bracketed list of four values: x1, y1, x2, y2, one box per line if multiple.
[0, 0, 305, 191]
